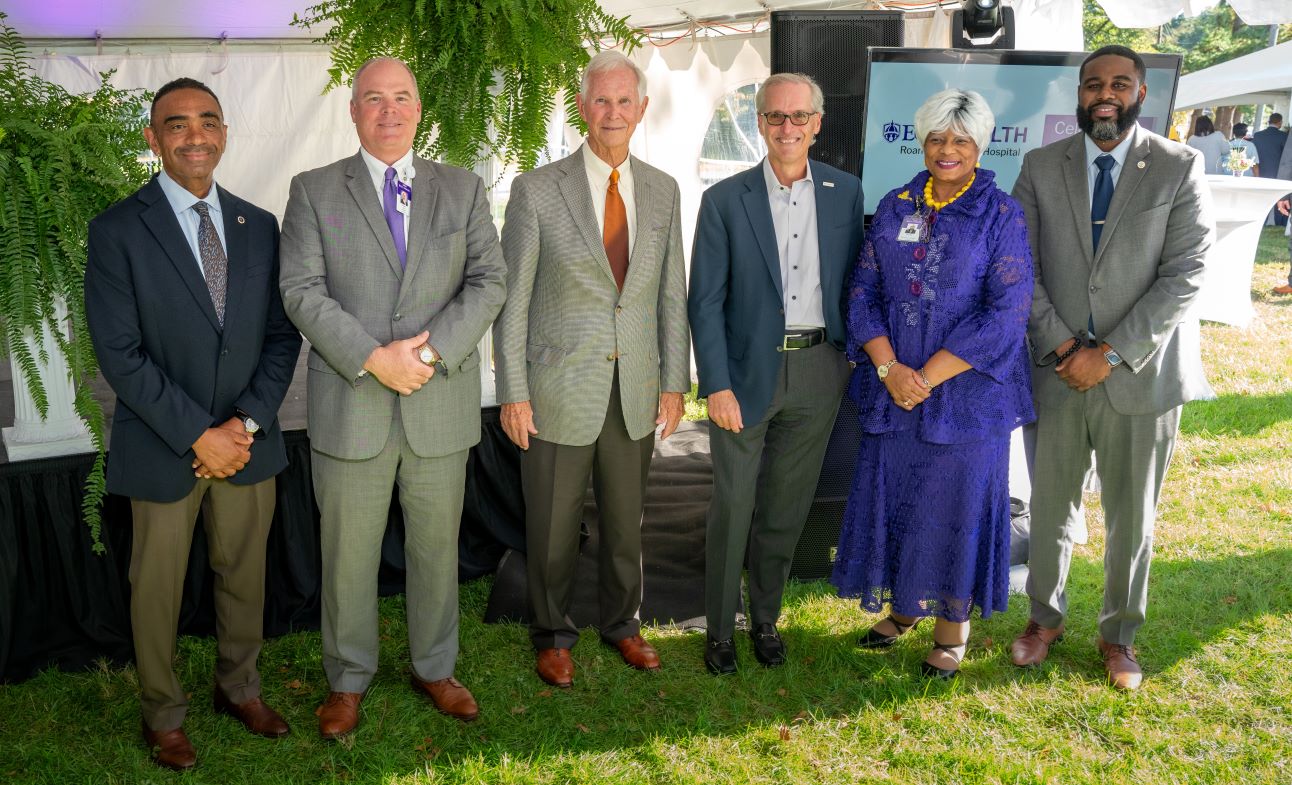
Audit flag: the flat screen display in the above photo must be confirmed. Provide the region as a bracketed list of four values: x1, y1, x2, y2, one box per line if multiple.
[860, 48, 1183, 214]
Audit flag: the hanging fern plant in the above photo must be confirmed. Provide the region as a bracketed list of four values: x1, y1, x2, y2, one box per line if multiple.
[294, 0, 641, 171]
[0, 12, 150, 552]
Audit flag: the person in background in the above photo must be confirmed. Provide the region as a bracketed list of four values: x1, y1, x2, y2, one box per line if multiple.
[832, 88, 1034, 680]
[1011, 45, 1214, 690]
[85, 77, 301, 769]
[279, 57, 507, 738]
[688, 72, 864, 675]
[1222, 122, 1259, 176]
[1252, 112, 1288, 230]
[1185, 115, 1231, 175]
[1274, 130, 1292, 296]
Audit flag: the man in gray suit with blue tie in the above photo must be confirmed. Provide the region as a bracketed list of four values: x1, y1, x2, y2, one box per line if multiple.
[494, 50, 690, 689]
[688, 73, 864, 675]
[280, 57, 507, 735]
[1010, 46, 1214, 690]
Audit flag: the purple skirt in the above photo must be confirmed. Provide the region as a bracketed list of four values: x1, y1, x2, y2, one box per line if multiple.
[831, 429, 1011, 622]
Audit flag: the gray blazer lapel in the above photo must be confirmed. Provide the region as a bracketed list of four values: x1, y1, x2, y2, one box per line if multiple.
[343, 153, 404, 280]
[621, 157, 655, 296]
[1093, 128, 1151, 269]
[1063, 136, 1095, 265]
[399, 158, 439, 306]
[138, 183, 221, 333]
[741, 175, 783, 300]
[558, 155, 616, 286]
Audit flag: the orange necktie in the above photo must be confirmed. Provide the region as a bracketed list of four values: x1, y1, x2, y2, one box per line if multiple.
[603, 169, 629, 291]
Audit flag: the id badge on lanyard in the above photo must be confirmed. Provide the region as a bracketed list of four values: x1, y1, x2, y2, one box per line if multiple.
[395, 180, 412, 216]
[897, 205, 929, 243]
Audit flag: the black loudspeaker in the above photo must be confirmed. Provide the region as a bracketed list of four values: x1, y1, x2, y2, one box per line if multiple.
[790, 395, 863, 580]
[770, 11, 905, 177]
[952, 6, 1016, 50]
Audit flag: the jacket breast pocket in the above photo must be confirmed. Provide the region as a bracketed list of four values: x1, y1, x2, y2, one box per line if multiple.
[426, 229, 467, 279]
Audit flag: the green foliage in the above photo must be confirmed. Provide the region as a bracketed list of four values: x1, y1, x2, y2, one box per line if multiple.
[294, 0, 641, 172]
[0, 12, 149, 552]
[1084, 0, 1292, 76]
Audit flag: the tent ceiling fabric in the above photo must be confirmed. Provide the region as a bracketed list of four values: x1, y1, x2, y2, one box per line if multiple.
[13, 0, 1288, 42]
[1173, 39, 1292, 111]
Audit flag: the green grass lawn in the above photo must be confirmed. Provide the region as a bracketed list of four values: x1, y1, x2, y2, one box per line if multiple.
[3, 230, 1291, 785]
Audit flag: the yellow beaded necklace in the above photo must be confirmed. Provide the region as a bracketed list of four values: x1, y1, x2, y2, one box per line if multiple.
[923, 170, 976, 211]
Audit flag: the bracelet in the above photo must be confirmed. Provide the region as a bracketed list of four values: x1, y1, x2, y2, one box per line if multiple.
[1056, 338, 1082, 364]
[918, 368, 934, 389]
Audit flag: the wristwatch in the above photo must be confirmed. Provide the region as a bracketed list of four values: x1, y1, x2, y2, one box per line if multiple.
[1102, 344, 1123, 368]
[239, 413, 260, 435]
[877, 359, 898, 379]
[419, 344, 440, 366]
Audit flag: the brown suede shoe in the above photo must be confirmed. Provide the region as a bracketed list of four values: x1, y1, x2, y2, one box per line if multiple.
[613, 634, 662, 671]
[213, 687, 290, 738]
[1098, 639, 1144, 691]
[315, 691, 362, 739]
[1273, 284, 1292, 295]
[141, 721, 196, 771]
[536, 647, 574, 688]
[1010, 620, 1065, 666]
[411, 675, 479, 722]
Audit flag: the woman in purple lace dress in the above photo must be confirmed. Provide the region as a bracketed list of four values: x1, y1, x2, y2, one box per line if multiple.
[831, 89, 1035, 678]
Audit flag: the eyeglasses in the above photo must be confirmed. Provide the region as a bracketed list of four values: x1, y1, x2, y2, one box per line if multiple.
[760, 111, 818, 126]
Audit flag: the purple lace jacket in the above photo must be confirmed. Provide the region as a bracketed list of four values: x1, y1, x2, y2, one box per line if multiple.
[847, 168, 1036, 444]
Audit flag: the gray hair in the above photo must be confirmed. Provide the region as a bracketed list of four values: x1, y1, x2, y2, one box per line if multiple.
[580, 50, 647, 101]
[914, 88, 994, 153]
[351, 57, 420, 102]
[755, 73, 825, 114]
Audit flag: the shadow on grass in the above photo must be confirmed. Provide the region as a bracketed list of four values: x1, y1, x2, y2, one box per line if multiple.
[1179, 391, 1292, 436]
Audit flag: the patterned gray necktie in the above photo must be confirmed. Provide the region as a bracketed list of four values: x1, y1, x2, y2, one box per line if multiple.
[192, 201, 227, 326]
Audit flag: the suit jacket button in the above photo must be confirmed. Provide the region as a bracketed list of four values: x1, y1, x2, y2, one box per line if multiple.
[1089, 286, 1097, 293]
[776, 346, 784, 353]
[394, 312, 402, 321]
[779, 309, 785, 315]
[220, 349, 228, 357]
[607, 353, 616, 361]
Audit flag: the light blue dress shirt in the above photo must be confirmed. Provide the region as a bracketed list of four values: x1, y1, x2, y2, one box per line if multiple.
[155, 169, 226, 275]
[1083, 124, 1137, 205]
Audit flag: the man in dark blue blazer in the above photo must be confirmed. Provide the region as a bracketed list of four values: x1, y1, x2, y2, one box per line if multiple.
[689, 73, 864, 674]
[85, 78, 301, 770]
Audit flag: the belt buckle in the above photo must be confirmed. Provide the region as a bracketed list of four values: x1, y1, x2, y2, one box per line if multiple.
[782, 333, 802, 351]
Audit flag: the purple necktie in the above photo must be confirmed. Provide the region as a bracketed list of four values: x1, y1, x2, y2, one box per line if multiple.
[383, 166, 407, 269]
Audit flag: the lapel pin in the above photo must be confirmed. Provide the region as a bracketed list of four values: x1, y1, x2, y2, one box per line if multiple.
[237, 215, 246, 224]
[823, 181, 835, 188]
[1137, 161, 1146, 169]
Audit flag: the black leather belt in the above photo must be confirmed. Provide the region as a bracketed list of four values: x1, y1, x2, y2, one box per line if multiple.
[781, 329, 825, 351]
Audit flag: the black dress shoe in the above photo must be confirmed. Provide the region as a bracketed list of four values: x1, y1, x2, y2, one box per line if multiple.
[750, 623, 786, 667]
[704, 638, 737, 675]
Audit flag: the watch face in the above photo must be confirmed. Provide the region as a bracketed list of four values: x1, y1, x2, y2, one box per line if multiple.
[243, 416, 259, 433]
[1106, 351, 1123, 366]
[419, 346, 434, 365]
[877, 365, 890, 379]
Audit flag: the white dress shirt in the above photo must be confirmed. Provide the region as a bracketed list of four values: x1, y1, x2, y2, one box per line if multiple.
[582, 143, 636, 254]
[762, 158, 824, 330]
[1084, 124, 1136, 205]
[156, 169, 226, 276]
[359, 146, 416, 245]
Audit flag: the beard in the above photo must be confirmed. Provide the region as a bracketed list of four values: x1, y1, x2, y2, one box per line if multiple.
[1076, 98, 1143, 142]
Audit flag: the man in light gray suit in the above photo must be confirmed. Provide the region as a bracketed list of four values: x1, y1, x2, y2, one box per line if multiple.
[493, 50, 690, 689]
[280, 57, 506, 735]
[1273, 125, 1292, 296]
[1010, 46, 1213, 690]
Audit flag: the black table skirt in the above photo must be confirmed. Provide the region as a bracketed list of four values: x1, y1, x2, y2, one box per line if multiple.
[0, 410, 523, 683]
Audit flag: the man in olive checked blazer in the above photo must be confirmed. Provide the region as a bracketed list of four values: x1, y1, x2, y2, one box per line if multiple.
[279, 57, 507, 736]
[493, 50, 691, 689]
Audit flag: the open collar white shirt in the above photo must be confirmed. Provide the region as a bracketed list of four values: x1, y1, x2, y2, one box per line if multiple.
[156, 169, 226, 276]
[359, 146, 416, 244]
[582, 143, 636, 254]
[762, 157, 824, 330]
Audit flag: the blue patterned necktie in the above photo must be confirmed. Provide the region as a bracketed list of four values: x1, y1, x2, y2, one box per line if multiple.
[192, 201, 227, 326]
[383, 166, 408, 269]
[1090, 154, 1116, 252]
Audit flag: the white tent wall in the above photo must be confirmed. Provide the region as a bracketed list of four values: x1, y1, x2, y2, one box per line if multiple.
[31, 51, 356, 219]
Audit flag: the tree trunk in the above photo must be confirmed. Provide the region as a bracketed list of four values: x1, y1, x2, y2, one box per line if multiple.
[1215, 106, 1236, 138]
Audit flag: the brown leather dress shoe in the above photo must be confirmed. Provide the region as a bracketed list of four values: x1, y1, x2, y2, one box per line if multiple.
[1098, 639, 1144, 690]
[1273, 284, 1292, 295]
[1011, 620, 1065, 666]
[411, 675, 479, 722]
[536, 647, 574, 688]
[214, 687, 290, 738]
[141, 721, 196, 771]
[316, 691, 362, 739]
[614, 634, 662, 671]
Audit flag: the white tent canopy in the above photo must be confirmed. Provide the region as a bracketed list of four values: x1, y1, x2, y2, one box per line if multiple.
[1174, 40, 1292, 111]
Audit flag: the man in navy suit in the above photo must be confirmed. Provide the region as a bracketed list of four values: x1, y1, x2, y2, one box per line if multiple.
[688, 72, 864, 674]
[85, 78, 301, 770]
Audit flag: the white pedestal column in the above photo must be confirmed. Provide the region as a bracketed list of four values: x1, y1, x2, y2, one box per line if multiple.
[3, 305, 95, 461]
[1195, 175, 1292, 327]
